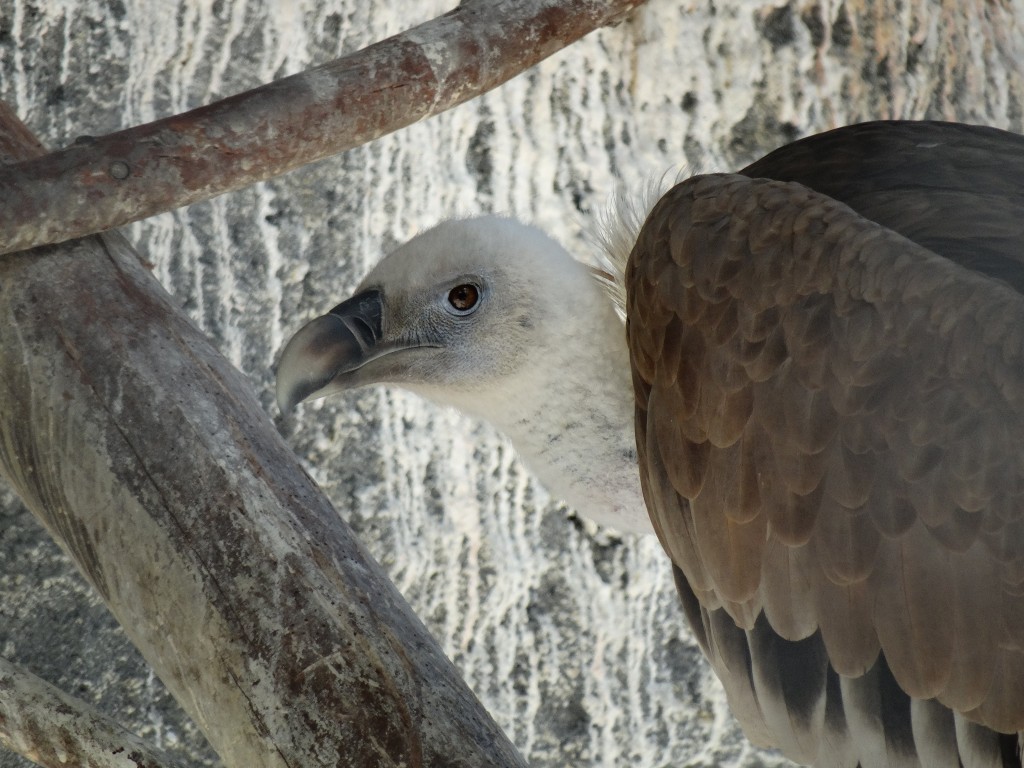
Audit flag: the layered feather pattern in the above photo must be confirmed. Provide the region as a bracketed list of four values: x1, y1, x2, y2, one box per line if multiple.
[624, 122, 1024, 766]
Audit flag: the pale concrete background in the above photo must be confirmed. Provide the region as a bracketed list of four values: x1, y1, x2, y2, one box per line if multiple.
[1, 1, 1023, 766]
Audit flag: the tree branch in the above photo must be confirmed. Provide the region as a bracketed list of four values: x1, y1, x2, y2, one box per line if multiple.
[0, 656, 187, 768]
[0, 104, 527, 767]
[0, 0, 644, 256]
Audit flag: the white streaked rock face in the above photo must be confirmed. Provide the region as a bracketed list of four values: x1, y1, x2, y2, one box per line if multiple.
[2, 2, 1023, 767]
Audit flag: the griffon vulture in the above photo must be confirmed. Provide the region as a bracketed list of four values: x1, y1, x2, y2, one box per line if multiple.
[276, 121, 1024, 768]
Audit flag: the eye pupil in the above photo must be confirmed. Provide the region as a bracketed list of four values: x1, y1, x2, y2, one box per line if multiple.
[448, 283, 480, 312]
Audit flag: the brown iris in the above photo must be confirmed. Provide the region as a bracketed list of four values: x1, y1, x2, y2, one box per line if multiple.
[448, 283, 480, 312]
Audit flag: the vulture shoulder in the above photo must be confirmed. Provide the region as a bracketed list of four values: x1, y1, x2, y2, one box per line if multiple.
[625, 121, 1024, 765]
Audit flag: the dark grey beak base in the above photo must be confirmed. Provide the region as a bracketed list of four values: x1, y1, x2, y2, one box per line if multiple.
[275, 290, 383, 412]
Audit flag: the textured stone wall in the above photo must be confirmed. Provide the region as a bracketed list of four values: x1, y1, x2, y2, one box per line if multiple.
[1, 1, 1022, 766]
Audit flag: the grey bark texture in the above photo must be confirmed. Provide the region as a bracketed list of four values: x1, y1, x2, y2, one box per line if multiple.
[2, 1, 1024, 767]
[0, 655, 186, 768]
[0, 103, 528, 767]
[0, 0, 644, 256]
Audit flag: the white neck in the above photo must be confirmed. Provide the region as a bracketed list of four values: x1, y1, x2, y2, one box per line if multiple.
[424, 283, 652, 535]
[506, 318, 651, 534]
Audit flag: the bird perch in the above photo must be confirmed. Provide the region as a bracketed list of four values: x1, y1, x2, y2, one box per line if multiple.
[0, 0, 644, 256]
[0, 101, 528, 767]
[0, 656, 187, 768]
[0, 0, 658, 764]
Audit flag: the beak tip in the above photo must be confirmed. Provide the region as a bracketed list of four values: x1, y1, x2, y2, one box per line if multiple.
[276, 389, 298, 415]
[275, 365, 324, 415]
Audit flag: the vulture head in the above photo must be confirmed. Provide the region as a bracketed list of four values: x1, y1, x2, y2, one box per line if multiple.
[277, 215, 650, 532]
[278, 121, 1024, 767]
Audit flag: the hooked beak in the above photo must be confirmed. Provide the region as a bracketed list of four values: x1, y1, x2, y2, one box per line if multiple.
[275, 290, 384, 413]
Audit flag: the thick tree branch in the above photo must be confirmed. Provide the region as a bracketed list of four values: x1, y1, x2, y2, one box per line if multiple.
[0, 656, 186, 768]
[0, 106, 527, 766]
[0, 0, 644, 256]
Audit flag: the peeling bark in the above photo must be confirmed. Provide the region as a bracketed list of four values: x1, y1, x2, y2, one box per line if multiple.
[0, 0, 645, 256]
[0, 105, 527, 767]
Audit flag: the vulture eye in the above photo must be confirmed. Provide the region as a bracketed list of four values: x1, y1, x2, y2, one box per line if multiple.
[447, 283, 480, 314]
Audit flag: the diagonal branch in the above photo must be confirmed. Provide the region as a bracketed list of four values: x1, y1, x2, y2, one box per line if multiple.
[0, 0, 644, 256]
[0, 97, 527, 768]
[0, 656, 187, 768]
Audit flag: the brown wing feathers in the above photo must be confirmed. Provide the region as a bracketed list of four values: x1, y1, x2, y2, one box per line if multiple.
[626, 168, 1024, 741]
